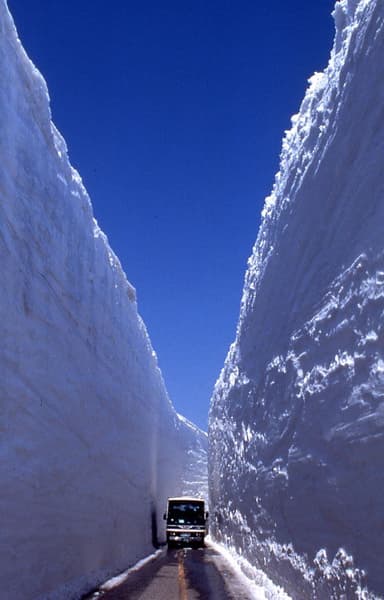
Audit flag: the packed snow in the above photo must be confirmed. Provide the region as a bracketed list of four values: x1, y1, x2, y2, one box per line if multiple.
[0, 2, 207, 599]
[209, 0, 384, 598]
[207, 539, 291, 600]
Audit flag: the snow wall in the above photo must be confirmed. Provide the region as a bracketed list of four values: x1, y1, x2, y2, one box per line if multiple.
[209, 0, 384, 598]
[0, 3, 207, 599]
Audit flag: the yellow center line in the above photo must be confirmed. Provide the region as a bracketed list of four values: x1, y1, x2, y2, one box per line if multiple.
[178, 550, 188, 600]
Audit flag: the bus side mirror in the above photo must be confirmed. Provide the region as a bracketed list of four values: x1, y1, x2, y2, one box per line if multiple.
[163, 513, 166, 520]
[205, 511, 209, 519]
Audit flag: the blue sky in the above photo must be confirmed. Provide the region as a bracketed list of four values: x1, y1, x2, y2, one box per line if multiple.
[9, 0, 335, 430]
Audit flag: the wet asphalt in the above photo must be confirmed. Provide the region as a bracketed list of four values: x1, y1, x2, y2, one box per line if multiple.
[83, 544, 254, 600]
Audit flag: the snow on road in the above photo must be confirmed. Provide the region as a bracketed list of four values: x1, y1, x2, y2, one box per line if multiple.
[83, 542, 289, 600]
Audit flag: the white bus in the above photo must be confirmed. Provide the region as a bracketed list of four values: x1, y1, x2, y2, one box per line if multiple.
[164, 497, 208, 547]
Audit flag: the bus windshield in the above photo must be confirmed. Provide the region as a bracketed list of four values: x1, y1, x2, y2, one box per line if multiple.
[168, 501, 204, 525]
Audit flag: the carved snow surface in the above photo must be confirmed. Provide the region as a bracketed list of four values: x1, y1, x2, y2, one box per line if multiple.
[209, 0, 384, 598]
[0, 3, 207, 599]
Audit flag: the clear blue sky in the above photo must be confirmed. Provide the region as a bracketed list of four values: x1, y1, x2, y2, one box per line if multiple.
[8, 0, 335, 430]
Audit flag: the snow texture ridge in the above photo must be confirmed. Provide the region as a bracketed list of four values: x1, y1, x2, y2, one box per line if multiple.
[0, 2, 207, 599]
[209, 0, 384, 597]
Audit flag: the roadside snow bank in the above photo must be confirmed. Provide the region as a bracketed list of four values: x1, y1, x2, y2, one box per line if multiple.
[0, 2, 207, 599]
[208, 539, 291, 600]
[209, 0, 384, 597]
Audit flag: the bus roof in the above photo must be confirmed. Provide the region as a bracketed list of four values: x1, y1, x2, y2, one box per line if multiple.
[167, 497, 204, 502]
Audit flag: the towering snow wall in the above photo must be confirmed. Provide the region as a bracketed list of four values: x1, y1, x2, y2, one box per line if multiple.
[0, 3, 207, 599]
[209, 0, 384, 597]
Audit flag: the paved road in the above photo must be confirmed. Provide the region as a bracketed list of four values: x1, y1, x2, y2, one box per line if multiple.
[85, 545, 254, 600]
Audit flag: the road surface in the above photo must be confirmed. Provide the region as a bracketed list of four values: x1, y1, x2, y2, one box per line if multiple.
[84, 544, 256, 599]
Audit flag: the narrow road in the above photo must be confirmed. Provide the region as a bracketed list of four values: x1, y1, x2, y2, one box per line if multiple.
[85, 545, 255, 599]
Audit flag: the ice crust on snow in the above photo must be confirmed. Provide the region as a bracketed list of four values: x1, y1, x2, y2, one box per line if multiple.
[0, 2, 207, 599]
[209, 0, 384, 598]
